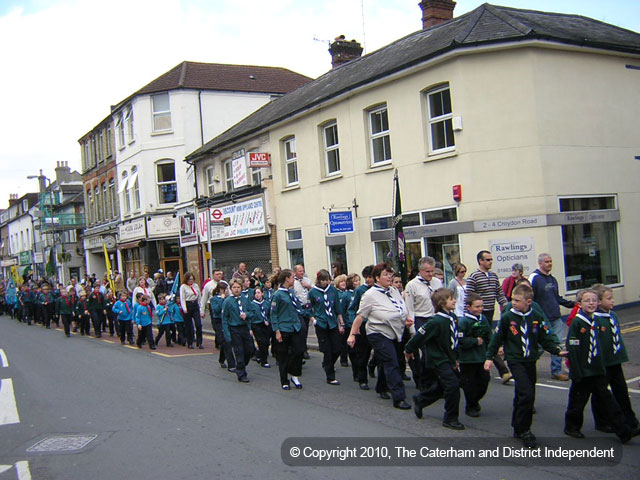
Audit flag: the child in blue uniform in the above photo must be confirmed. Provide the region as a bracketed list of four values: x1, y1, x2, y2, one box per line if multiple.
[112, 291, 134, 345]
[250, 287, 272, 368]
[309, 269, 344, 385]
[134, 295, 156, 350]
[222, 279, 254, 382]
[270, 269, 304, 390]
[209, 283, 234, 368]
[169, 295, 185, 346]
[154, 293, 174, 347]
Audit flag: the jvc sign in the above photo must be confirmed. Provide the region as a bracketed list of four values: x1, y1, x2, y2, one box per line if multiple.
[328, 211, 355, 235]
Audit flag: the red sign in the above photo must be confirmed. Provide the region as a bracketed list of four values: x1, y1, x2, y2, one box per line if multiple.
[211, 209, 223, 221]
[249, 152, 270, 168]
[452, 184, 462, 202]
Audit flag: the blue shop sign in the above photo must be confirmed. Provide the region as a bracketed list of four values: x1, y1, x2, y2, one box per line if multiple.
[328, 211, 355, 235]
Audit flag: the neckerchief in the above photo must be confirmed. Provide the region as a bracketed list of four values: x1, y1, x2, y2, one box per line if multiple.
[372, 284, 403, 314]
[595, 311, 621, 355]
[253, 299, 266, 321]
[280, 287, 302, 315]
[417, 276, 433, 296]
[441, 312, 458, 350]
[576, 313, 599, 364]
[313, 285, 334, 318]
[510, 308, 532, 358]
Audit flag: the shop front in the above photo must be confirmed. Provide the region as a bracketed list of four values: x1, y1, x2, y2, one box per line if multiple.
[118, 217, 146, 279]
[146, 214, 182, 278]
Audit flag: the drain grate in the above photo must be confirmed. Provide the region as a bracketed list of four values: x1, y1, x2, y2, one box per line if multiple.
[27, 434, 98, 453]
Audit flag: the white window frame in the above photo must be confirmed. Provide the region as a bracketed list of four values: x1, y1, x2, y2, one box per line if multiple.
[368, 105, 391, 166]
[283, 137, 298, 186]
[156, 161, 177, 205]
[108, 178, 116, 219]
[120, 171, 131, 214]
[125, 107, 134, 144]
[223, 160, 233, 192]
[206, 166, 216, 197]
[106, 125, 112, 156]
[117, 114, 125, 149]
[151, 92, 172, 132]
[286, 229, 304, 268]
[322, 122, 340, 176]
[426, 85, 455, 154]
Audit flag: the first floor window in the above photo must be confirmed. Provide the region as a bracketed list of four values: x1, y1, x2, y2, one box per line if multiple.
[328, 244, 347, 275]
[368, 105, 391, 165]
[426, 85, 455, 153]
[152, 92, 172, 131]
[560, 196, 620, 290]
[206, 166, 215, 196]
[323, 122, 340, 175]
[223, 160, 233, 192]
[287, 229, 304, 268]
[157, 161, 177, 204]
[283, 137, 298, 186]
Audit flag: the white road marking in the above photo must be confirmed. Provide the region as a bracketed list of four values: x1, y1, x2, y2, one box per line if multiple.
[0, 465, 12, 474]
[626, 375, 640, 384]
[0, 378, 20, 425]
[16, 461, 32, 480]
[0, 349, 8, 368]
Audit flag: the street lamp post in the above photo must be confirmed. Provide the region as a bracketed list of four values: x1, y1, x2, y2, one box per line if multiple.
[27, 170, 54, 282]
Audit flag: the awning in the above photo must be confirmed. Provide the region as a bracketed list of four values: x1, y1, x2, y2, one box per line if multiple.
[127, 170, 139, 190]
[117, 175, 129, 193]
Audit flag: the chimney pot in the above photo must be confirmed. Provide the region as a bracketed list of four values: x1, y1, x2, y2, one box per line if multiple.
[419, 0, 456, 29]
[329, 36, 363, 69]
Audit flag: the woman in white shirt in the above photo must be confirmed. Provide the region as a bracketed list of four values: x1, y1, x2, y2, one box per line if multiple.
[448, 263, 467, 317]
[347, 263, 413, 410]
[132, 277, 157, 309]
[180, 272, 203, 349]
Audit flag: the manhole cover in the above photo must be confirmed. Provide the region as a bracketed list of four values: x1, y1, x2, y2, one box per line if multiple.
[27, 434, 98, 453]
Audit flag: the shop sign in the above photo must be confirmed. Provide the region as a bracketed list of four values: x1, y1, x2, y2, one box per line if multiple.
[119, 218, 146, 242]
[209, 196, 266, 240]
[489, 237, 537, 277]
[147, 215, 180, 239]
[179, 212, 198, 247]
[19, 251, 31, 265]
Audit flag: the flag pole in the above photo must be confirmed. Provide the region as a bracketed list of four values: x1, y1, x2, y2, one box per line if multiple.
[392, 169, 408, 285]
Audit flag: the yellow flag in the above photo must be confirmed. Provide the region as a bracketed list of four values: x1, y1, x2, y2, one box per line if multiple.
[103, 243, 115, 292]
[10, 265, 23, 286]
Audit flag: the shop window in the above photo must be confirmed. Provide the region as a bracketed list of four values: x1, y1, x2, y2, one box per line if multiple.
[560, 196, 620, 290]
[328, 244, 347, 275]
[287, 229, 304, 268]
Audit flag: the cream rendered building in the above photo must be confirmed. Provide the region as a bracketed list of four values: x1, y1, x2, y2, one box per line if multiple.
[189, 3, 640, 304]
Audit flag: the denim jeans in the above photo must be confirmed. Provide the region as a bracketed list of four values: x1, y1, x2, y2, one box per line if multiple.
[549, 317, 566, 375]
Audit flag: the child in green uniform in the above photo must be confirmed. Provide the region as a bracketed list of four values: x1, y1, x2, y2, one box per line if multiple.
[222, 279, 255, 382]
[56, 288, 75, 337]
[564, 289, 635, 442]
[590, 285, 639, 433]
[458, 292, 491, 417]
[484, 284, 566, 448]
[405, 288, 464, 430]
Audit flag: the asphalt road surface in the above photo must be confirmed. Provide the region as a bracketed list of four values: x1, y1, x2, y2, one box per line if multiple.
[1, 314, 639, 480]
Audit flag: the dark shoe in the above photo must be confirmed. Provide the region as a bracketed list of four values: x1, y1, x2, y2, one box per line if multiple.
[188, 345, 195, 349]
[412, 394, 423, 419]
[150, 346, 157, 350]
[359, 383, 370, 391]
[220, 363, 227, 369]
[167, 344, 174, 347]
[340, 361, 349, 367]
[518, 431, 537, 448]
[96, 334, 102, 338]
[466, 409, 480, 418]
[394, 400, 411, 410]
[595, 425, 615, 434]
[303, 351, 310, 360]
[121, 341, 125, 345]
[327, 379, 340, 386]
[401, 373, 411, 381]
[378, 392, 390, 400]
[198, 345, 204, 349]
[564, 428, 585, 439]
[228, 367, 236, 373]
[282, 384, 291, 390]
[129, 341, 135, 345]
[238, 377, 250, 383]
[443, 420, 465, 430]
[368, 365, 376, 378]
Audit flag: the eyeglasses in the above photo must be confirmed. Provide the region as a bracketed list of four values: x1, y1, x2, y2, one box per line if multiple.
[482, 258, 493, 262]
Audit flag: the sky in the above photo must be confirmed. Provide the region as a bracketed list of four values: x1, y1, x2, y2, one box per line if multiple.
[1, 0, 639, 205]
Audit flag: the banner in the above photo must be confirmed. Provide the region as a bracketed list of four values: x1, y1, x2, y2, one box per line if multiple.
[103, 243, 115, 292]
[392, 169, 407, 285]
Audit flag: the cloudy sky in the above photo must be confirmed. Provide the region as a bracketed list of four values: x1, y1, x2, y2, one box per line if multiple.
[1, 0, 639, 204]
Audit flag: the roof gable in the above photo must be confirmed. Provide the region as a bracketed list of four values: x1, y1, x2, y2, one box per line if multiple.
[188, 3, 640, 158]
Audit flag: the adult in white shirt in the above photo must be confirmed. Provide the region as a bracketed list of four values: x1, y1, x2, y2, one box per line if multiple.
[132, 277, 157, 308]
[180, 272, 203, 349]
[293, 264, 312, 357]
[447, 263, 467, 317]
[200, 269, 224, 319]
[348, 263, 413, 410]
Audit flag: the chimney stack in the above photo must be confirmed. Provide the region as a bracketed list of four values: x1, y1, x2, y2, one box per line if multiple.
[9, 194, 19, 206]
[419, 0, 456, 29]
[329, 35, 363, 69]
[55, 160, 71, 184]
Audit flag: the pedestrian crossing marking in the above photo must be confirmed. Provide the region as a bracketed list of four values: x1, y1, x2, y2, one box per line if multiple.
[0, 378, 20, 425]
[0, 349, 8, 368]
[151, 352, 214, 358]
[0, 462, 30, 479]
[0, 465, 11, 474]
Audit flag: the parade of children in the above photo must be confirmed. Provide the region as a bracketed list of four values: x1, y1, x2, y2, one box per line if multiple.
[1, 257, 638, 449]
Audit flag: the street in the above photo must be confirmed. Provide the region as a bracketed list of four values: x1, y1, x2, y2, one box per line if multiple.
[1, 312, 639, 480]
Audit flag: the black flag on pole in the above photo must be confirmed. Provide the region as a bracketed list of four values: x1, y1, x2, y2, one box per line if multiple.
[392, 169, 407, 285]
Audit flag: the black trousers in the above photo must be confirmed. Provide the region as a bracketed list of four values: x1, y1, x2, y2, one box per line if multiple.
[591, 364, 639, 429]
[486, 309, 510, 377]
[230, 325, 255, 380]
[411, 316, 439, 390]
[184, 301, 202, 347]
[107, 312, 116, 335]
[136, 324, 156, 349]
[42, 303, 54, 328]
[90, 310, 104, 337]
[173, 322, 186, 346]
[251, 322, 272, 365]
[272, 330, 305, 385]
[212, 317, 234, 367]
[367, 333, 406, 403]
[119, 320, 133, 343]
[22, 303, 35, 324]
[339, 328, 349, 363]
[79, 314, 91, 335]
[155, 324, 173, 346]
[315, 325, 342, 381]
[414, 362, 461, 423]
[460, 362, 490, 410]
[508, 361, 537, 435]
[61, 314, 73, 336]
[350, 322, 371, 384]
[566, 374, 632, 438]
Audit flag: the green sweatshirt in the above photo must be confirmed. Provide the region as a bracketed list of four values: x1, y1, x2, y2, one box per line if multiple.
[405, 311, 458, 368]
